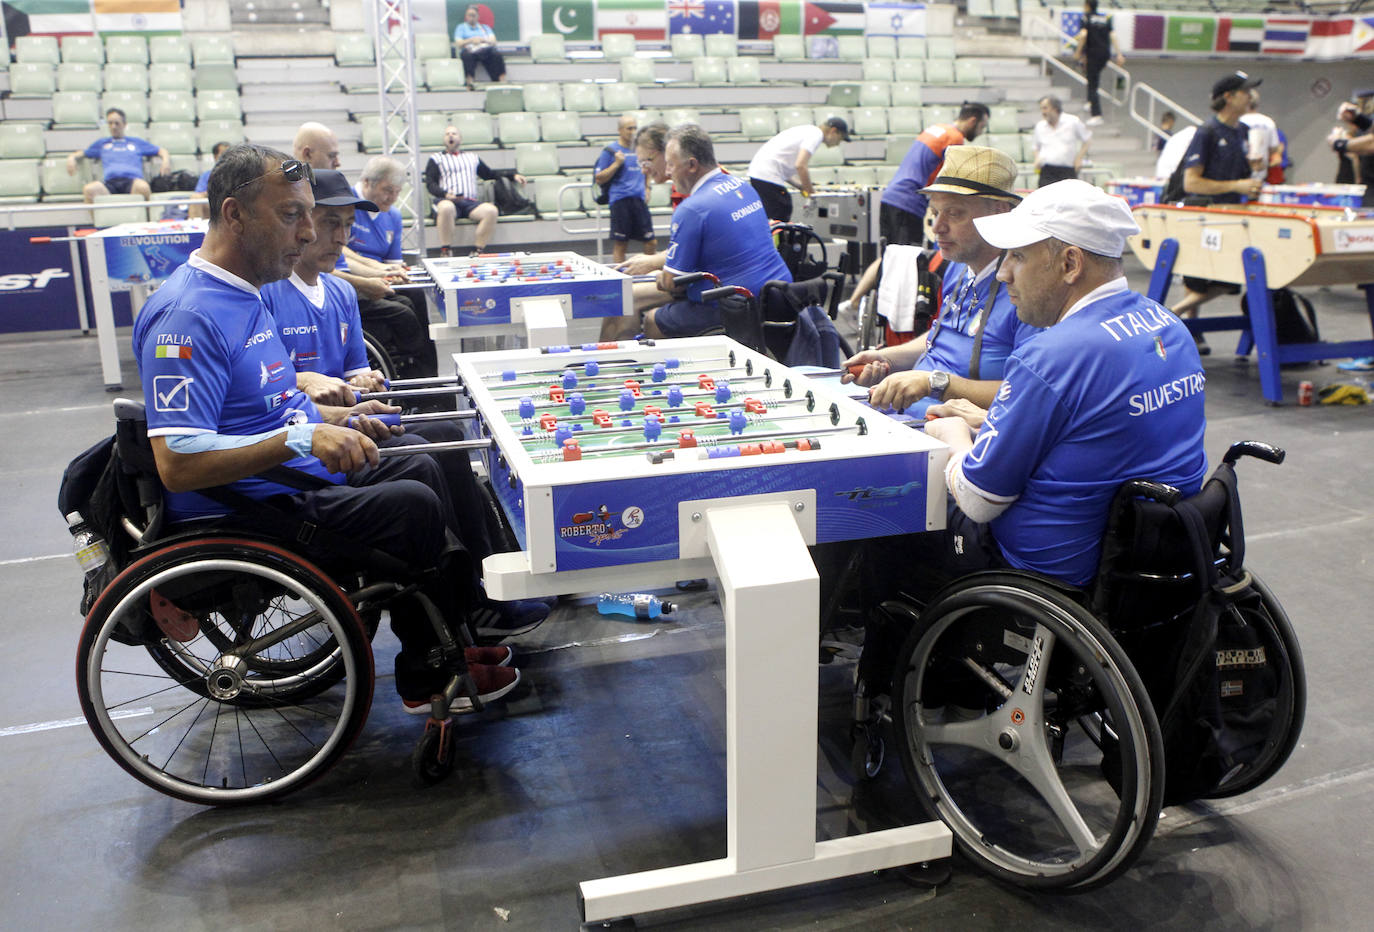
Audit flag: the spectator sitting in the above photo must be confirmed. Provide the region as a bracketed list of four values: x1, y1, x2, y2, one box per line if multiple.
[453, 4, 506, 91]
[66, 108, 170, 204]
[425, 124, 526, 258]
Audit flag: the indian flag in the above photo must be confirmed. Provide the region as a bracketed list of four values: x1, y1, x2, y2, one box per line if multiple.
[155, 344, 192, 359]
[93, 0, 181, 35]
[598, 0, 667, 40]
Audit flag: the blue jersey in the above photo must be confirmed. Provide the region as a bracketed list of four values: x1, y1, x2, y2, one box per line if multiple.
[880, 124, 965, 218]
[454, 21, 494, 41]
[960, 281, 1208, 585]
[132, 254, 342, 521]
[1182, 117, 1250, 204]
[194, 169, 210, 193]
[84, 135, 160, 181]
[349, 193, 404, 263]
[594, 142, 645, 204]
[664, 170, 792, 299]
[262, 272, 371, 380]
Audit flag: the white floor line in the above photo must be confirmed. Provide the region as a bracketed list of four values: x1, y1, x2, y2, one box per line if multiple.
[0, 553, 69, 567]
[1159, 760, 1374, 833]
[0, 707, 153, 738]
[1247, 513, 1370, 542]
[0, 403, 112, 418]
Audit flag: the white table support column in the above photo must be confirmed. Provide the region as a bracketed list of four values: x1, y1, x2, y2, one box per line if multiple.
[577, 500, 951, 923]
[84, 236, 123, 390]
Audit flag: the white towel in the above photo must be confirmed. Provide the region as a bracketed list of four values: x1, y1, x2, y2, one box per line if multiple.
[876, 244, 921, 333]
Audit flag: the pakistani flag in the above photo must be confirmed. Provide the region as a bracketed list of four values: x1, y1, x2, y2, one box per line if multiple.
[543, 0, 594, 39]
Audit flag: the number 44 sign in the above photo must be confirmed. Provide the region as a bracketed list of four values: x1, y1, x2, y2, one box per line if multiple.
[1201, 228, 1223, 252]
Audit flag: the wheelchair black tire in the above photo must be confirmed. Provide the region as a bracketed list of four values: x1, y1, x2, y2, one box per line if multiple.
[77, 538, 374, 806]
[892, 573, 1165, 891]
[363, 330, 397, 384]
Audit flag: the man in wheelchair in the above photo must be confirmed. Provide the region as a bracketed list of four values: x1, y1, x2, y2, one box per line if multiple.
[130, 143, 520, 714]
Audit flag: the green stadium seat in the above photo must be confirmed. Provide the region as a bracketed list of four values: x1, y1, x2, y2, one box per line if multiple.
[619, 57, 655, 85]
[105, 35, 149, 65]
[988, 105, 1020, 135]
[104, 63, 149, 93]
[809, 142, 844, 168]
[772, 35, 805, 60]
[841, 165, 877, 186]
[497, 111, 541, 144]
[691, 56, 728, 85]
[148, 62, 192, 92]
[93, 193, 150, 226]
[561, 82, 602, 113]
[885, 135, 917, 163]
[532, 175, 582, 216]
[627, 108, 664, 128]
[923, 59, 955, 84]
[807, 166, 839, 187]
[892, 59, 925, 83]
[852, 107, 888, 137]
[867, 36, 897, 59]
[922, 105, 957, 126]
[62, 35, 105, 64]
[777, 106, 812, 130]
[415, 33, 452, 60]
[727, 56, 761, 84]
[57, 62, 103, 93]
[540, 111, 583, 144]
[485, 85, 526, 114]
[529, 33, 567, 62]
[825, 83, 861, 108]
[601, 83, 640, 113]
[984, 133, 1023, 163]
[151, 122, 199, 155]
[149, 91, 195, 123]
[52, 91, 101, 126]
[836, 36, 866, 60]
[449, 111, 496, 146]
[648, 180, 671, 213]
[335, 33, 375, 67]
[858, 81, 891, 108]
[663, 108, 700, 127]
[705, 34, 738, 58]
[359, 114, 405, 152]
[103, 92, 149, 126]
[41, 157, 85, 201]
[149, 36, 192, 64]
[193, 64, 238, 92]
[890, 81, 924, 108]
[861, 60, 893, 82]
[887, 106, 923, 136]
[521, 82, 563, 113]
[514, 142, 560, 177]
[0, 123, 47, 159]
[15, 36, 59, 65]
[197, 96, 242, 122]
[197, 120, 244, 155]
[670, 34, 704, 60]
[927, 40, 956, 60]
[416, 111, 449, 148]
[873, 164, 899, 187]
[956, 60, 985, 85]
[8, 63, 56, 97]
[601, 34, 637, 60]
[739, 107, 778, 141]
[192, 36, 235, 66]
[424, 58, 466, 91]
[0, 160, 42, 202]
[897, 37, 926, 59]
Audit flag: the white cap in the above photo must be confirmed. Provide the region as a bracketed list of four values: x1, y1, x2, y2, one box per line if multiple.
[972, 179, 1140, 258]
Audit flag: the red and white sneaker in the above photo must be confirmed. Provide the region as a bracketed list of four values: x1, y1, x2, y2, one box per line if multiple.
[402, 663, 521, 715]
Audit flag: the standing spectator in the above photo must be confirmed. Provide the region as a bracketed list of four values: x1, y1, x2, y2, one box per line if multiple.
[453, 4, 506, 91]
[1074, 0, 1124, 127]
[745, 117, 849, 222]
[66, 108, 170, 203]
[1240, 88, 1283, 184]
[1331, 92, 1374, 205]
[594, 114, 657, 265]
[1169, 71, 1264, 352]
[1032, 95, 1091, 187]
[425, 125, 526, 258]
[1152, 111, 1176, 155]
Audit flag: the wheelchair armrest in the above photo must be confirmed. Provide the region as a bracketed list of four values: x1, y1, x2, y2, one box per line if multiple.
[113, 397, 146, 421]
[1223, 441, 1285, 466]
[1118, 479, 1182, 506]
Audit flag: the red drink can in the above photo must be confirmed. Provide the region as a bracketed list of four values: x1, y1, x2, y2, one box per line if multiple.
[1297, 381, 1314, 406]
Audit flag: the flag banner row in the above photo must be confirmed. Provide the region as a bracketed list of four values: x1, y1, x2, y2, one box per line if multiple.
[451, 0, 923, 42]
[3, 0, 181, 36]
[1056, 7, 1374, 60]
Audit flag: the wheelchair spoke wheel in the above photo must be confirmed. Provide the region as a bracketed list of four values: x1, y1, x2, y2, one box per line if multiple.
[893, 575, 1164, 890]
[76, 539, 374, 805]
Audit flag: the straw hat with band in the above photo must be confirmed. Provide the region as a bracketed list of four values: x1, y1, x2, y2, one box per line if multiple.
[917, 145, 1021, 381]
[919, 145, 1021, 203]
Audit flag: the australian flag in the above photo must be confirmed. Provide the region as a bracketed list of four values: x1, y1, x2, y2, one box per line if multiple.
[669, 0, 736, 35]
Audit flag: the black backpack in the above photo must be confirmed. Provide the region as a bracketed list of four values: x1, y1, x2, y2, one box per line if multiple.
[1240, 288, 1319, 345]
[150, 169, 199, 193]
[593, 146, 618, 206]
[491, 174, 536, 216]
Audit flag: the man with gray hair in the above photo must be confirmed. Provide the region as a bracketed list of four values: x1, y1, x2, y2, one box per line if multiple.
[613, 123, 791, 340]
[344, 155, 409, 278]
[1032, 95, 1091, 187]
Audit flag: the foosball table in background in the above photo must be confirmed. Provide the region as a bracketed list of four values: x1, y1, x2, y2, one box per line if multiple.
[454, 335, 952, 923]
[790, 185, 881, 272]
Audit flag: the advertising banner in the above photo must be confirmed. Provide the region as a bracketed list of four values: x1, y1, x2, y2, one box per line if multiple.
[0, 227, 82, 334]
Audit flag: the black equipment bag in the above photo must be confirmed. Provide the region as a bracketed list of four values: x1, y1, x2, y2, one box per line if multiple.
[491, 173, 536, 216]
[150, 169, 199, 193]
[593, 146, 617, 205]
[1240, 288, 1320, 345]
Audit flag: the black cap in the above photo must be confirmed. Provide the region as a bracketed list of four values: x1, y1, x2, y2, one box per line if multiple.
[311, 168, 378, 211]
[824, 116, 850, 141]
[1211, 71, 1261, 100]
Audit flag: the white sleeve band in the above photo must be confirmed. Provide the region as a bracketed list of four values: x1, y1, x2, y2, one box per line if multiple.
[945, 451, 1018, 524]
[166, 428, 286, 455]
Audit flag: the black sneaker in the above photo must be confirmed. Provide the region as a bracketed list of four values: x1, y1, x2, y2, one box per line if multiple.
[471, 597, 552, 641]
[1195, 335, 1211, 356]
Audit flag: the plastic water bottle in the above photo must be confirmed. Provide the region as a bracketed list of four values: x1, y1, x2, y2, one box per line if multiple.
[596, 592, 674, 621]
[66, 511, 110, 580]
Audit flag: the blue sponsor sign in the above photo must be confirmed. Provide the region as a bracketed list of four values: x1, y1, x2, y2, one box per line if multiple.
[0, 227, 82, 334]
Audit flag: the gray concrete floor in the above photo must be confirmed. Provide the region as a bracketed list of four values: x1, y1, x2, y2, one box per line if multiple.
[2, 260, 1373, 930]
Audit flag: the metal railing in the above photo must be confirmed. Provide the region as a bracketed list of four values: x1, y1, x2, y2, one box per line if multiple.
[1130, 81, 1205, 151]
[1021, 12, 1130, 117]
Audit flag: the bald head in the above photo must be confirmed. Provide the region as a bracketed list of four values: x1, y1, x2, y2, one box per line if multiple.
[293, 122, 340, 170]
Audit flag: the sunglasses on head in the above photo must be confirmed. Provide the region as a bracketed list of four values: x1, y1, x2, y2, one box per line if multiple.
[233, 159, 315, 192]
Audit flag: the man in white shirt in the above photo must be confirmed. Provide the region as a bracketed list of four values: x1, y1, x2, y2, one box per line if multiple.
[1032, 95, 1091, 188]
[746, 117, 849, 222]
[1239, 88, 1283, 184]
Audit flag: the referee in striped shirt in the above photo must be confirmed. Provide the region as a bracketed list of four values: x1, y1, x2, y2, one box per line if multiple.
[424, 125, 525, 257]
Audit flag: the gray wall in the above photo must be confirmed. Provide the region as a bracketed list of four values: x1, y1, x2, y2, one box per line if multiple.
[1124, 58, 1368, 184]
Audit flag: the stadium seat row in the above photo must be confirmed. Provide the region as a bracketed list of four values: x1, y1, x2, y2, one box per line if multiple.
[7, 34, 232, 66]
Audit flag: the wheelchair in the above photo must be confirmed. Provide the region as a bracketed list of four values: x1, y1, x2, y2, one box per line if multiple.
[841, 441, 1306, 890]
[72, 400, 490, 805]
[694, 271, 854, 368]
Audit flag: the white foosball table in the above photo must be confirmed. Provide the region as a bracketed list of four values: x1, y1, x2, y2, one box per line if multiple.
[454, 336, 953, 923]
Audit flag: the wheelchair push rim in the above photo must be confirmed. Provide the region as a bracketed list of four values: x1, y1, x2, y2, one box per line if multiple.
[76, 539, 374, 805]
[894, 578, 1165, 890]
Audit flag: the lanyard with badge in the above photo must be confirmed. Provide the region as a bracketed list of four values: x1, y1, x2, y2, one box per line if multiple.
[925, 254, 1003, 380]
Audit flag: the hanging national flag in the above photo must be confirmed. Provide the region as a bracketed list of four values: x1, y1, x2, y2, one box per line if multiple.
[1215, 17, 1263, 54]
[1261, 17, 1311, 55]
[1131, 13, 1165, 51]
[478, 1, 523, 42]
[1165, 15, 1216, 54]
[92, 0, 182, 35]
[2, 0, 95, 36]
[1059, 10, 1084, 42]
[668, 0, 735, 36]
[864, 1, 924, 37]
[1309, 17, 1354, 59]
[737, 0, 799, 40]
[1356, 15, 1374, 53]
[542, 0, 594, 40]
[808, 1, 864, 36]
[601, 0, 668, 40]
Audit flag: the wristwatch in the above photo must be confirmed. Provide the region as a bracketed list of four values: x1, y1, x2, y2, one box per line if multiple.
[928, 370, 951, 402]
